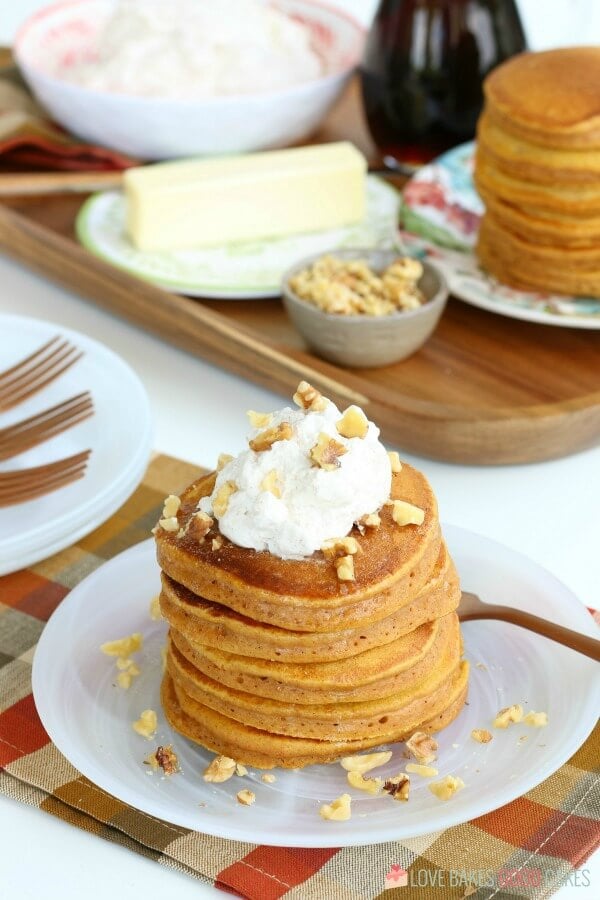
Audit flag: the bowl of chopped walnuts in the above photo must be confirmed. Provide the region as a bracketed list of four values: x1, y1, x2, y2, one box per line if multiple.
[281, 248, 448, 368]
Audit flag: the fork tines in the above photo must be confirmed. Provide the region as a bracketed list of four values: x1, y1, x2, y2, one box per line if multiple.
[0, 392, 94, 461]
[0, 450, 91, 506]
[0, 336, 83, 412]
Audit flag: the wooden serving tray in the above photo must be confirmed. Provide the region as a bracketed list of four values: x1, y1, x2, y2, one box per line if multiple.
[1, 87, 599, 465]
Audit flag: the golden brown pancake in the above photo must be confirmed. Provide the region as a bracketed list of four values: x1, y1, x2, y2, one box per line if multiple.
[476, 184, 600, 249]
[477, 113, 600, 185]
[484, 48, 600, 150]
[474, 149, 600, 216]
[161, 663, 469, 768]
[477, 216, 600, 296]
[169, 611, 459, 704]
[156, 464, 442, 632]
[159, 542, 460, 662]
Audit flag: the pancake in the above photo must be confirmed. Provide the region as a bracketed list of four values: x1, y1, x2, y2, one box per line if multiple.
[483, 48, 600, 151]
[159, 542, 460, 662]
[156, 464, 442, 632]
[476, 183, 600, 249]
[477, 216, 600, 296]
[169, 611, 459, 704]
[474, 149, 600, 216]
[477, 113, 600, 185]
[161, 663, 469, 768]
[168, 635, 462, 740]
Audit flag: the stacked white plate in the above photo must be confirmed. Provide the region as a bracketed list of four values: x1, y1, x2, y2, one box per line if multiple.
[0, 314, 153, 575]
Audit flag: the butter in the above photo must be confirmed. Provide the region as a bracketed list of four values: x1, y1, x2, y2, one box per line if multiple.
[124, 142, 367, 251]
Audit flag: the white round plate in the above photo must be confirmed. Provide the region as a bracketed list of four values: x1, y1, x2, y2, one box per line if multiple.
[32, 525, 600, 847]
[402, 142, 600, 329]
[0, 314, 153, 574]
[75, 176, 400, 299]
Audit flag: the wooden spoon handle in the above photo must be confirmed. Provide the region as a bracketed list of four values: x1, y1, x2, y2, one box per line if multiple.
[467, 606, 600, 662]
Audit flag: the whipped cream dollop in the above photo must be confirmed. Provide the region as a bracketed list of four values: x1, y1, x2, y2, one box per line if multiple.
[199, 397, 392, 559]
[56, 0, 323, 98]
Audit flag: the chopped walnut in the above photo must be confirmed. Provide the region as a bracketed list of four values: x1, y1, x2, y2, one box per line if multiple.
[116, 657, 139, 675]
[309, 432, 347, 470]
[132, 709, 157, 739]
[158, 516, 179, 533]
[261, 773, 276, 784]
[391, 500, 425, 527]
[493, 704, 524, 729]
[405, 763, 438, 777]
[235, 763, 248, 776]
[203, 755, 236, 783]
[357, 512, 381, 529]
[405, 732, 438, 764]
[237, 789, 256, 806]
[383, 773, 410, 801]
[249, 422, 293, 452]
[471, 729, 493, 744]
[388, 451, 402, 473]
[260, 469, 282, 498]
[321, 536, 360, 559]
[386, 256, 423, 283]
[319, 793, 352, 821]
[213, 481, 237, 518]
[149, 594, 162, 621]
[293, 381, 327, 411]
[340, 751, 392, 774]
[145, 745, 179, 775]
[212, 535, 224, 551]
[335, 555, 355, 582]
[288, 255, 424, 317]
[336, 406, 368, 439]
[523, 711, 548, 728]
[101, 633, 143, 658]
[217, 453, 234, 471]
[428, 775, 465, 801]
[186, 511, 214, 542]
[247, 410, 273, 429]
[117, 671, 134, 689]
[162, 495, 181, 518]
[346, 771, 383, 794]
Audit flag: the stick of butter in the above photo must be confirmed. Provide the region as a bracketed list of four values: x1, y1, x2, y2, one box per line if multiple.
[124, 142, 367, 251]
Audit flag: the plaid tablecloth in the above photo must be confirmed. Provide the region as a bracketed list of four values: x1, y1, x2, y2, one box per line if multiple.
[1, 454, 598, 900]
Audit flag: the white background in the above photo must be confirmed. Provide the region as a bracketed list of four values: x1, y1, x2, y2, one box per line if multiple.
[1, 2, 599, 900]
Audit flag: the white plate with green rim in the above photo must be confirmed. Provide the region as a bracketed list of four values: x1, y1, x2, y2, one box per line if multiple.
[75, 176, 401, 299]
[402, 142, 600, 330]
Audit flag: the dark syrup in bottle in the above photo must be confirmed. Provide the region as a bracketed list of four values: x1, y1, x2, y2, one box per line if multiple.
[361, 0, 526, 172]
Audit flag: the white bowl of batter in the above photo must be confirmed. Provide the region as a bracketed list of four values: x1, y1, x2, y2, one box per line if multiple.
[15, 0, 364, 159]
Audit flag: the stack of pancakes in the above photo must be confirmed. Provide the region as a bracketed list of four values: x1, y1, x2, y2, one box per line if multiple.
[474, 47, 600, 297]
[156, 462, 468, 769]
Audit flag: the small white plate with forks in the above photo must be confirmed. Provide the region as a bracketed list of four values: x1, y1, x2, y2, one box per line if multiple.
[0, 313, 153, 575]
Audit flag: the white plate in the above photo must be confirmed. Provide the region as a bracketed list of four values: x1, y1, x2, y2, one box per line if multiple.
[402, 142, 600, 329]
[32, 525, 600, 847]
[75, 176, 401, 299]
[0, 314, 153, 574]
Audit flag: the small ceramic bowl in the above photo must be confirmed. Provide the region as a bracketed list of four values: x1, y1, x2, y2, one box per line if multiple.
[281, 248, 448, 368]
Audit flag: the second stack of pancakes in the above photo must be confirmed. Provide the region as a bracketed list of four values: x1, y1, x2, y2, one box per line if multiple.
[475, 47, 600, 298]
[156, 418, 467, 768]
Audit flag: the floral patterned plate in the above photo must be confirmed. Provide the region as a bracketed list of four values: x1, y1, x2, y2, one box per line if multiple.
[402, 142, 600, 329]
[75, 176, 400, 300]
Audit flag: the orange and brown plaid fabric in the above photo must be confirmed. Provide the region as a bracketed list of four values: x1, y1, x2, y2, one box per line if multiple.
[0, 454, 599, 900]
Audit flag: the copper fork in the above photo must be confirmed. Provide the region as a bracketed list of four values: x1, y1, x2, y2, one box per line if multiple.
[0, 450, 91, 506]
[460, 591, 600, 662]
[0, 336, 83, 412]
[0, 392, 94, 462]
